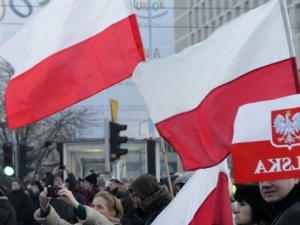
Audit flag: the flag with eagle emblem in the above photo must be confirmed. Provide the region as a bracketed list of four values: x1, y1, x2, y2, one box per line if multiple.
[231, 94, 300, 183]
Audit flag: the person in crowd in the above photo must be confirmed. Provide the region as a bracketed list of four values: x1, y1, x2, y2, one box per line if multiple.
[65, 177, 85, 205]
[27, 181, 42, 210]
[129, 173, 171, 225]
[98, 178, 107, 192]
[78, 177, 85, 189]
[108, 178, 119, 197]
[173, 171, 194, 195]
[83, 172, 99, 207]
[117, 177, 136, 225]
[0, 184, 17, 225]
[41, 141, 60, 178]
[234, 184, 274, 225]
[34, 187, 123, 225]
[98, 172, 110, 188]
[7, 179, 36, 225]
[259, 178, 300, 225]
[45, 165, 77, 223]
[159, 174, 178, 195]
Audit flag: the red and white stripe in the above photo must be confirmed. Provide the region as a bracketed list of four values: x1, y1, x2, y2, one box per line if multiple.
[2, 0, 145, 129]
[152, 159, 232, 225]
[133, 0, 298, 170]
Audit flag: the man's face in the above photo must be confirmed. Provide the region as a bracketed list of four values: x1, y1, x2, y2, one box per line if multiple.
[109, 181, 118, 191]
[99, 174, 106, 180]
[11, 181, 21, 191]
[84, 181, 93, 190]
[47, 144, 53, 150]
[259, 178, 299, 203]
[118, 182, 129, 193]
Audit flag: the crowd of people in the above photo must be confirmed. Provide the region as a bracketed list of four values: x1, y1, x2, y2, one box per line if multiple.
[1, 142, 300, 225]
[2, 169, 300, 225]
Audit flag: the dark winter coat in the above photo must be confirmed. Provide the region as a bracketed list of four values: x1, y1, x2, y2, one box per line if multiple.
[118, 190, 135, 225]
[134, 185, 171, 225]
[0, 196, 17, 225]
[7, 189, 35, 225]
[270, 183, 300, 225]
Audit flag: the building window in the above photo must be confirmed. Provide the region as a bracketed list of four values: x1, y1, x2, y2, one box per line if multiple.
[197, 29, 202, 42]
[296, 3, 300, 33]
[189, 11, 193, 32]
[209, 0, 213, 20]
[219, 16, 224, 27]
[191, 32, 195, 45]
[227, 11, 232, 22]
[201, 2, 206, 23]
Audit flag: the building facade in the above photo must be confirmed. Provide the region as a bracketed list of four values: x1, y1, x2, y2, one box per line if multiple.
[174, 0, 300, 72]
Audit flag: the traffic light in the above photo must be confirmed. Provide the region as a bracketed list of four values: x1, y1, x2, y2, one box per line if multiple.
[2, 143, 15, 176]
[109, 122, 128, 161]
[18, 144, 35, 178]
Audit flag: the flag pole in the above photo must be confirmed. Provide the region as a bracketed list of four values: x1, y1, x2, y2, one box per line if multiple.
[279, 0, 300, 92]
[159, 136, 174, 199]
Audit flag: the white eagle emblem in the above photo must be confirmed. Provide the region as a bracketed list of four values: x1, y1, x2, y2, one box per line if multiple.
[273, 111, 300, 144]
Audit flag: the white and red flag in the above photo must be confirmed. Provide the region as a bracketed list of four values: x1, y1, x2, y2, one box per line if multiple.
[2, 0, 145, 129]
[152, 159, 232, 225]
[231, 94, 300, 183]
[133, 0, 299, 170]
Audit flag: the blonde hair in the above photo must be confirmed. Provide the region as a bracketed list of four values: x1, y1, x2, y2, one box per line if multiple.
[95, 191, 124, 220]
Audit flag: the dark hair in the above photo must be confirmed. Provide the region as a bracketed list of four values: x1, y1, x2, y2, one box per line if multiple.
[44, 141, 52, 148]
[234, 184, 274, 224]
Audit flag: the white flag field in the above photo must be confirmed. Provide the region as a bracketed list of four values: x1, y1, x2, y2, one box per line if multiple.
[133, 0, 299, 171]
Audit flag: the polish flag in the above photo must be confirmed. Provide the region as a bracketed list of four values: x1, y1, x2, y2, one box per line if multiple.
[2, 0, 145, 129]
[152, 159, 232, 225]
[133, 0, 299, 170]
[232, 94, 300, 183]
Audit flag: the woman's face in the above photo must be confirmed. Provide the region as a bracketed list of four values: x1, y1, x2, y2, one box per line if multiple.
[234, 200, 253, 225]
[92, 196, 115, 219]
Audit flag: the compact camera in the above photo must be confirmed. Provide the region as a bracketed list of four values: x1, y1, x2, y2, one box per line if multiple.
[47, 187, 62, 198]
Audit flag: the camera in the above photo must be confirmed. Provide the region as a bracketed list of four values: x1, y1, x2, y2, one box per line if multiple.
[59, 165, 66, 169]
[47, 187, 62, 198]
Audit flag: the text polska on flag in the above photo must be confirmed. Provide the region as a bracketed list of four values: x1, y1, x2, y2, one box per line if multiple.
[231, 94, 300, 183]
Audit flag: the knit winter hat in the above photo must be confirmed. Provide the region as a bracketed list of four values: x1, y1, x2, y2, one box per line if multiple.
[174, 172, 194, 186]
[97, 178, 106, 187]
[85, 173, 97, 186]
[129, 174, 159, 201]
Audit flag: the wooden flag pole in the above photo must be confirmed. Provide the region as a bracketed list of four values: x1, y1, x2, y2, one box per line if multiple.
[160, 136, 174, 199]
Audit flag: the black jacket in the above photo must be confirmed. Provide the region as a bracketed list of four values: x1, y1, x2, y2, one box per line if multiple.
[271, 183, 300, 225]
[135, 185, 171, 225]
[7, 189, 35, 225]
[118, 190, 136, 225]
[0, 196, 17, 225]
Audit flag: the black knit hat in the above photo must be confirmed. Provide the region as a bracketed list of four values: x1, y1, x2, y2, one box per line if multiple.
[129, 174, 159, 201]
[85, 173, 97, 186]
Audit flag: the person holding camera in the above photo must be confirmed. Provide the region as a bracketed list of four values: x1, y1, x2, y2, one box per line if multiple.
[44, 165, 77, 223]
[34, 186, 123, 225]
